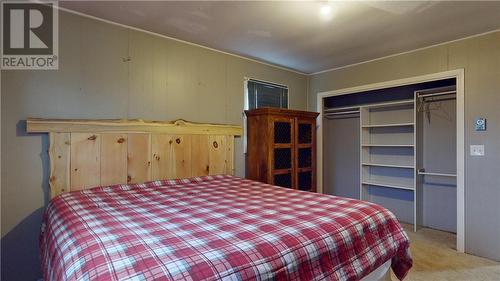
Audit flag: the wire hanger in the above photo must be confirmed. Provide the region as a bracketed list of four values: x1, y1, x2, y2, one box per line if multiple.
[418, 96, 454, 123]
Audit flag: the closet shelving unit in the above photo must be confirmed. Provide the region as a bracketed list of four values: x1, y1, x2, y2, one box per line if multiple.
[359, 99, 418, 231]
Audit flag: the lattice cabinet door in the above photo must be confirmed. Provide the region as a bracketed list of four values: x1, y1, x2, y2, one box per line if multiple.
[271, 117, 295, 188]
[295, 118, 316, 192]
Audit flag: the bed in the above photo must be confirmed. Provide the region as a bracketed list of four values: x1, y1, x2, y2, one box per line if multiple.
[29, 118, 412, 281]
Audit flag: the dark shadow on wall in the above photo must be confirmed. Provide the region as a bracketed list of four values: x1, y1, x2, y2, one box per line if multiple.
[1, 121, 51, 280]
[16, 120, 50, 206]
[1, 208, 44, 281]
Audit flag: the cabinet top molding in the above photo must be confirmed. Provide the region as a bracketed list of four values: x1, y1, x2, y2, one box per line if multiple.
[26, 118, 243, 136]
[244, 108, 319, 118]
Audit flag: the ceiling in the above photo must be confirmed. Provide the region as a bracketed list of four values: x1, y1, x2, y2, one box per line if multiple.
[60, 1, 500, 74]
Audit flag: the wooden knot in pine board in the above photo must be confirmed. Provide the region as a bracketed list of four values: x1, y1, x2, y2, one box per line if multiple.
[213, 141, 218, 148]
[127, 175, 132, 183]
[176, 138, 181, 144]
[87, 135, 97, 141]
[173, 119, 187, 126]
[117, 137, 125, 143]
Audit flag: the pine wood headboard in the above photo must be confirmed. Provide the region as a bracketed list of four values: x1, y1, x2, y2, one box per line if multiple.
[27, 118, 243, 198]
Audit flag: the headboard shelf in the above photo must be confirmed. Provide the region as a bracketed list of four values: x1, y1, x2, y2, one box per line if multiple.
[27, 118, 242, 198]
[27, 118, 242, 136]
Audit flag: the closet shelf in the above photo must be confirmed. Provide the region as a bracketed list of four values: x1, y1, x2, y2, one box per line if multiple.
[324, 99, 413, 113]
[362, 163, 414, 169]
[361, 99, 414, 109]
[362, 144, 414, 147]
[362, 180, 415, 191]
[324, 105, 359, 113]
[361, 122, 414, 128]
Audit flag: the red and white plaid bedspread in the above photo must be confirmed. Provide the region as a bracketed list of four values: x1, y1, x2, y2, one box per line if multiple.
[40, 175, 412, 281]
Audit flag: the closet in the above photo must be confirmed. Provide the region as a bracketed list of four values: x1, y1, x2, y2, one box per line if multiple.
[416, 86, 457, 233]
[323, 79, 457, 232]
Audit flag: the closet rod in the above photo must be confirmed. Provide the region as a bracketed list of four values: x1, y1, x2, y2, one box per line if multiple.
[325, 116, 359, 120]
[418, 170, 456, 177]
[324, 110, 360, 116]
[422, 97, 456, 103]
[417, 90, 456, 99]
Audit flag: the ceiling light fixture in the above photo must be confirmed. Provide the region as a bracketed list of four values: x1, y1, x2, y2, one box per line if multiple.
[319, 4, 333, 21]
[320, 5, 331, 16]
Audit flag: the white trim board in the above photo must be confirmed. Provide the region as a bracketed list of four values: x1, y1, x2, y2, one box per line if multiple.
[315, 69, 465, 253]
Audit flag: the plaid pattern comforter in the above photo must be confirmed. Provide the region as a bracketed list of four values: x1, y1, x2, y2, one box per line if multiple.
[40, 175, 412, 281]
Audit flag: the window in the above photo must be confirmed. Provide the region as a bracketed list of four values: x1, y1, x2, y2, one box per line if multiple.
[244, 79, 289, 153]
[245, 79, 289, 110]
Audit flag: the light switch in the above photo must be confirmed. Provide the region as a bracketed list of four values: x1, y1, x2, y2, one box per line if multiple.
[475, 118, 487, 131]
[470, 145, 485, 156]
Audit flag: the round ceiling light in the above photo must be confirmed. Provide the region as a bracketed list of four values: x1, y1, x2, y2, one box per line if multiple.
[319, 4, 333, 20]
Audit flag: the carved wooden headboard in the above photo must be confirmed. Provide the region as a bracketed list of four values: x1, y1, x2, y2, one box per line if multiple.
[27, 118, 243, 198]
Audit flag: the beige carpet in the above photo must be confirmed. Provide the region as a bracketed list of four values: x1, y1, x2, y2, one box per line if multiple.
[390, 224, 500, 281]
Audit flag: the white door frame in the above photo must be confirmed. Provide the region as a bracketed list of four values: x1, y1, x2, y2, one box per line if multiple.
[316, 69, 465, 253]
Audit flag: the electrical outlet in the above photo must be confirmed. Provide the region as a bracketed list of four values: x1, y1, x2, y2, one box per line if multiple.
[470, 145, 484, 156]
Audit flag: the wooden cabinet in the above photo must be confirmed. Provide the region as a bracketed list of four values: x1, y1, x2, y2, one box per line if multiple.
[245, 108, 319, 192]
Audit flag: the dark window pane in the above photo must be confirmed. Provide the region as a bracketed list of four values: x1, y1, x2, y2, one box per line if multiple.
[281, 89, 288, 108]
[247, 81, 256, 110]
[247, 80, 288, 110]
[257, 84, 281, 108]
